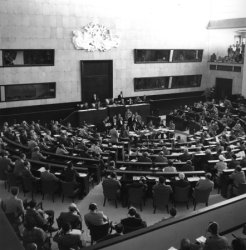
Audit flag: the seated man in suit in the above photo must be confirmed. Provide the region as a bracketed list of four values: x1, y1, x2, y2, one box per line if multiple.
[102, 171, 121, 196]
[31, 146, 47, 161]
[41, 164, 59, 182]
[22, 222, 48, 250]
[228, 165, 246, 197]
[195, 173, 214, 191]
[13, 153, 27, 177]
[24, 200, 56, 232]
[53, 222, 85, 250]
[84, 203, 109, 228]
[120, 207, 146, 233]
[57, 203, 82, 230]
[153, 176, 173, 195]
[203, 221, 229, 250]
[182, 160, 195, 171]
[172, 172, 190, 188]
[179, 238, 201, 250]
[154, 151, 168, 163]
[109, 126, 119, 143]
[138, 151, 152, 163]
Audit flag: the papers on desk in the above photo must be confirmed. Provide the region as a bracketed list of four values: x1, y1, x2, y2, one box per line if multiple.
[208, 160, 219, 163]
[166, 179, 171, 183]
[38, 167, 46, 173]
[196, 236, 206, 244]
[171, 153, 182, 156]
[69, 229, 82, 235]
[119, 167, 126, 171]
[187, 177, 200, 182]
[54, 172, 61, 175]
[133, 176, 141, 181]
[146, 176, 158, 181]
[131, 159, 137, 162]
[79, 173, 87, 177]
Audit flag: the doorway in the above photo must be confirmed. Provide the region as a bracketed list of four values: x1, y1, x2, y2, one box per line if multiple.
[80, 60, 113, 103]
[215, 78, 232, 100]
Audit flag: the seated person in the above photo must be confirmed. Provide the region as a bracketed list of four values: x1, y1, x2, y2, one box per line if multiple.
[22, 160, 39, 182]
[24, 200, 55, 232]
[61, 162, 80, 183]
[138, 151, 152, 163]
[53, 222, 85, 250]
[195, 173, 214, 191]
[40, 164, 60, 183]
[179, 238, 201, 250]
[179, 148, 193, 162]
[102, 172, 121, 195]
[120, 207, 146, 233]
[57, 203, 82, 230]
[56, 143, 69, 155]
[31, 146, 47, 161]
[163, 160, 177, 172]
[22, 222, 48, 250]
[154, 151, 168, 163]
[172, 172, 190, 188]
[203, 221, 229, 250]
[228, 165, 246, 197]
[153, 176, 173, 195]
[84, 203, 109, 228]
[13, 153, 27, 177]
[1, 187, 25, 223]
[182, 160, 195, 171]
[215, 155, 227, 176]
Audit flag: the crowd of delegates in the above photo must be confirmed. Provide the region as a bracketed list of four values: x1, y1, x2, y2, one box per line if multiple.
[2, 97, 246, 248]
[1, 187, 245, 250]
[210, 40, 245, 63]
[77, 92, 148, 110]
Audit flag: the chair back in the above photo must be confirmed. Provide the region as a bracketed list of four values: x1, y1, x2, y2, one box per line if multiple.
[22, 176, 35, 193]
[102, 181, 118, 200]
[41, 179, 58, 194]
[153, 187, 170, 209]
[194, 188, 211, 203]
[61, 181, 75, 196]
[238, 183, 246, 195]
[89, 223, 110, 243]
[128, 186, 144, 207]
[173, 186, 190, 203]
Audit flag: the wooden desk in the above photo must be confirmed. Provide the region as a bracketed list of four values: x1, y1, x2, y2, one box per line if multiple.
[78, 108, 108, 125]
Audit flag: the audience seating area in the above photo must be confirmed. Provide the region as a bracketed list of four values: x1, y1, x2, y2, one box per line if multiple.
[1, 97, 246, 249]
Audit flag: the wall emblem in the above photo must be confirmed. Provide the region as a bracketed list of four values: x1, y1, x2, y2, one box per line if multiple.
[72, 22, 120, 52]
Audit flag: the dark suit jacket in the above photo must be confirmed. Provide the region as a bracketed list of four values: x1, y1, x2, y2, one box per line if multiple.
[154, 155, 168, 163]
[172, 179, 190, 188]
[58, 212, 82, 229]
[53, 232, 83, 250]
[121, 217, 146, 229]
[138, 156, 152, 163]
